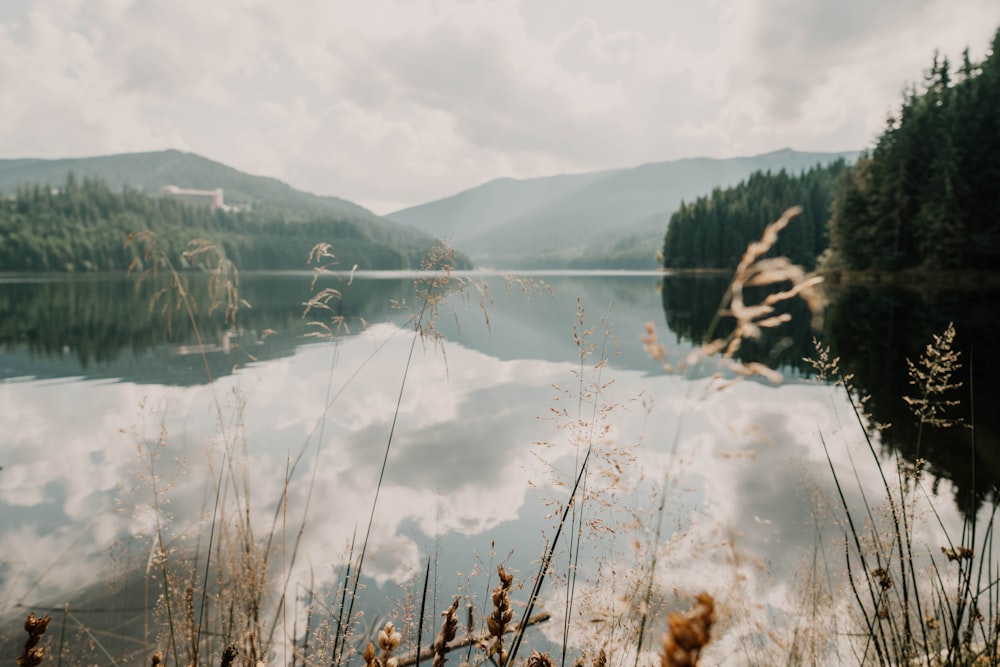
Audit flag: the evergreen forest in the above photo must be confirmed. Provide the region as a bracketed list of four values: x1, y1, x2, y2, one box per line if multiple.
[663, 26, 1000, 274]
[661, 160, 849, 270]
[0, 176, 470, 272]
[827, 28, 1000, 271]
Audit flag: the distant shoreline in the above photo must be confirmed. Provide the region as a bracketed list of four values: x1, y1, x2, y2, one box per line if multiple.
[819, 267, 1000, 290]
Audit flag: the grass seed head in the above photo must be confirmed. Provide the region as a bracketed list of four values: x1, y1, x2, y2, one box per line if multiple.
[364, 641, 378, 667]
[433, 597, 461, 667]
[660, 593, 715, 667]
[486, 564, 515, 664]
[17, 612, 50, 667]
[525, 650, 555, 667]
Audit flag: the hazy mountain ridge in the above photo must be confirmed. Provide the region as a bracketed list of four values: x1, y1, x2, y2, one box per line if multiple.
[391, 148, 860, 269]
[0, 150, 471, 271]
[1, 148, 859, 271]
[0, 150, 370, 219]
[0, 149, 454, 261]
[387, 169, 619, 241]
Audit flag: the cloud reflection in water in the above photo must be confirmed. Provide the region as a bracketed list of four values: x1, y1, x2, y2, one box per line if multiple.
[0, 308, 983, 663]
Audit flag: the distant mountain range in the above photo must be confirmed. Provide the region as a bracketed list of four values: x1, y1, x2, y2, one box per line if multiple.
[1, 148, 859, 271]
[0, 150, 452, 266]
[0, 150, 371, 220]
[389, 148, 860, 269]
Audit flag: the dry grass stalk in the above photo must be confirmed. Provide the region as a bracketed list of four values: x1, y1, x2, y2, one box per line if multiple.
[379, 621, 403, 662]
[221, 644, 240, 666]
[184, 239, 247, 328]
[527, 301, 640, 667]
[645, 206, 823, 387]
[398, 241, 549, 355]
[486, 565, 515, 666]
[659, 593, 715, 667]
[16, 612, 50, 667]
[120, 232, 287, 666]
[127, 233, 248, 338]
[903, 321, 964, 429]
[364, 641, 378, 667]
[432, 597, 460, 667]
[363, 621, 402, 667]
[396, 611, 552, 667]
[524, 650, 556, 667]
[808, 324, 1000, 664]
[303, 242, 359, 338]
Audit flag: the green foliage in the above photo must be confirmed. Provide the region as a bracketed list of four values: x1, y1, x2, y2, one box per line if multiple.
[0, 177, 471, 272]
[662, 27, 1000, 275]
[661, 160, 848, 270]
[0, 149, 375, 224]
[826, 27, 1000, 271]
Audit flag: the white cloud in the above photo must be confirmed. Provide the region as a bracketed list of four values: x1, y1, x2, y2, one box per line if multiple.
[0, 0, 998, 211]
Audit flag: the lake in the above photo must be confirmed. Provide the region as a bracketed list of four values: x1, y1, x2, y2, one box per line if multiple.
[1, 270, 997, 665]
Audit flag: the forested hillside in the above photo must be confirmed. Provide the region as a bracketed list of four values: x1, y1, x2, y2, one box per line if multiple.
[661, 160, 849, 270]
[0, 177, 470, 272]
[826, 27, 1000, 271]
[460, 149, 855, 269]
[390, 149, 855, 269]
[662, 26, 1000, 275]
[0, 150, 372, 222]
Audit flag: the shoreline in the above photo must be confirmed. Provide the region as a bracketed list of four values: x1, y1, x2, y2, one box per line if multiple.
[818, 266, 1000, 290]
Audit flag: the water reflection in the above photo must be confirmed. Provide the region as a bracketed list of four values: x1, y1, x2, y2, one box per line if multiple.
[0, 272, 995, 664]
[0, 273, 408, 384]
[659, 273, 1000, 515]
[824, 283, 1000, 516]
[659, 274, 819, 375]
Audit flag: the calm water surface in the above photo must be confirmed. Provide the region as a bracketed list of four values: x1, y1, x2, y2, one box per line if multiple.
[0, 271, 995, 663]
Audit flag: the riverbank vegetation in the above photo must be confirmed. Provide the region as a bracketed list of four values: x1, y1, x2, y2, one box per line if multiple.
[663, 26, 1000, 278]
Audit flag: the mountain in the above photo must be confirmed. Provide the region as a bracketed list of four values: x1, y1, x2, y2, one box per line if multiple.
[388, 170, 618, 241]
[0, 150, 369, 219]
[0, 150, 466, 270]
[390, 149, 860, 269]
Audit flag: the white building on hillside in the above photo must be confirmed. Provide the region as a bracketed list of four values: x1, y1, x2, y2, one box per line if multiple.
[161, 185, 236, 212]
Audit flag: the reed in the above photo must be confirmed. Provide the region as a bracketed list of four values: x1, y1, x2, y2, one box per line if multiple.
[432, 597, 459, 667]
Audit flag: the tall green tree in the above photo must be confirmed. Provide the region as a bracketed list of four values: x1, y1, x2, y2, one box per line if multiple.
[662, 160, 849, 270]
[0, 176, 472, 272]
[826, 27, 1000, 272]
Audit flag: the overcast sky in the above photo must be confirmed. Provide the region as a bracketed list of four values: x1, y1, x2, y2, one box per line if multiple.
[2, 0, 998, 213]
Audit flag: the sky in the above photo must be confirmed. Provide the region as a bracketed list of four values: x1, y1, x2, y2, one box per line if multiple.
[2, 0, 999, 214]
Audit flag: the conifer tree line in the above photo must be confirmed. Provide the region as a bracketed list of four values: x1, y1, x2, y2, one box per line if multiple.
[0, 177, 469, 272]
[661, 160, 849, 270]
[663, 26, 1000, 273]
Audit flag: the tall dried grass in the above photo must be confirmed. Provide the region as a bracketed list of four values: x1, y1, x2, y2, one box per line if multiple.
[810, 323, 999, 665]
[121, 234, 283, 666]
[106, 223, 770, 665]
[18, 207, 994, 667]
